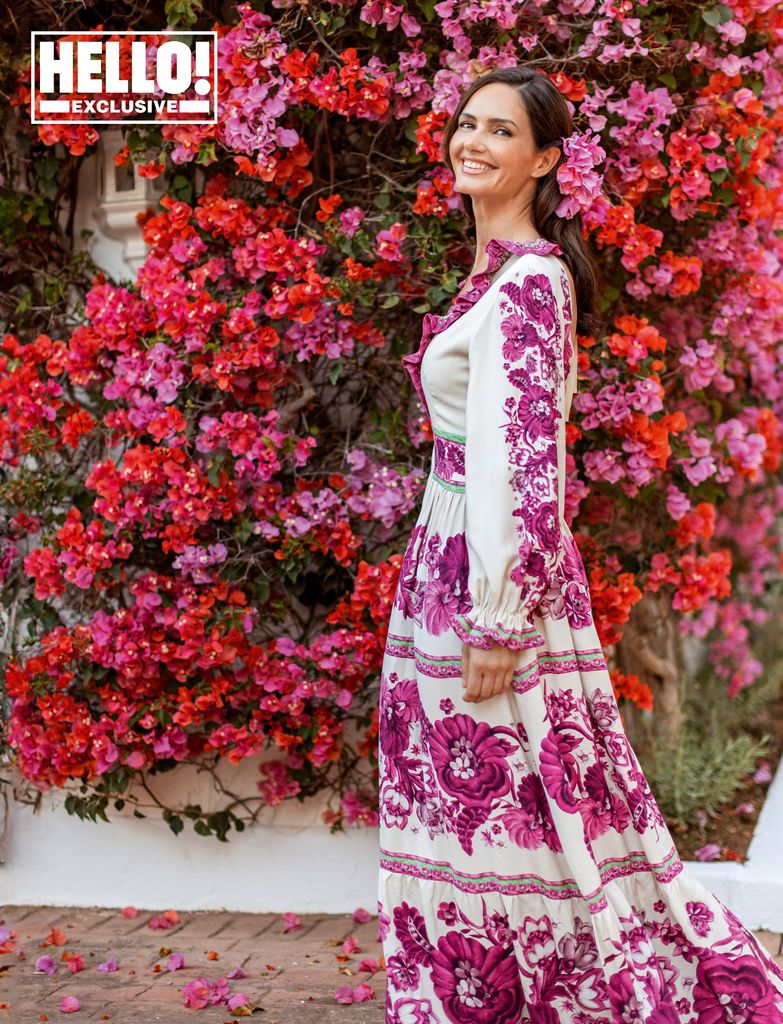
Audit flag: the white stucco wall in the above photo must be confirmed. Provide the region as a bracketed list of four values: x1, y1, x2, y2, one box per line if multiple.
[0, 785, 380, 913]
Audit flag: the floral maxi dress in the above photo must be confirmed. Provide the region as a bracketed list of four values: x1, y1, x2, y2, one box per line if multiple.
[377, 237, 783, 1024]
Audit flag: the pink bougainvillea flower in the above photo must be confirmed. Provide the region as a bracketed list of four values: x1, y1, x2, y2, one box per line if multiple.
[334, 986, 357, 1004]
[148, 910, 180, 930]
[352, 907, 371, 924]
[352, 983, 375, 1002]
[334, 982, 375, 1004]
[34, 955, 57, 974]
[66, 953, 85, 973]
[166, 952, 185, 971]
[694, 843, 722, 862]
[734, 802, 755, 816]
[342, 935, 360, 954]
[227, 992, 249, 1010]
[121, 907, 138, 918]
[226, 966, 246, 979]
[59, 996, 81, 1013]
[96, 957, 118, 972]
[754, 761, 773, 784]
[182, 977, 212, 1010]
[282, 912, 301, 932]
[357, 957, 381, 973]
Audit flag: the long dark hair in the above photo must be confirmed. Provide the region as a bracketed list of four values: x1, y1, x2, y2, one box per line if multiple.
[441, 66, 605, 338]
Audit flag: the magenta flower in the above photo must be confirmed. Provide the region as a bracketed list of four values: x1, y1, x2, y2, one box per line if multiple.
[59, 996, 81, 1013]
[96, 957, 118, 972]
[166, 952, 185, 971]
[182, 977, 212, 1010]
[694, 843, 722, 862]
[334, 982, 375, 1004]
[34, 955, 57, 975]
[555, 131, 606, 219]
[282, 911, 302, 932]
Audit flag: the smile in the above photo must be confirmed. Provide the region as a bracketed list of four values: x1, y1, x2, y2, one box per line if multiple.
[462, 159, 495, 172]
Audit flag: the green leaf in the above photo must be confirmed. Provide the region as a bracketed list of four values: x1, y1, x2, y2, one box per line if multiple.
[374, 193, 390, 210]
[702, 3, 734, 26]
[327, 362, 343, 384]
[164, 0, 204, 27]
[380, 294, 400, 308]
[193, 820, 212, 837]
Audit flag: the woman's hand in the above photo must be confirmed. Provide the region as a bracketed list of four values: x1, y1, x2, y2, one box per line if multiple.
[460, 641, 518, 703]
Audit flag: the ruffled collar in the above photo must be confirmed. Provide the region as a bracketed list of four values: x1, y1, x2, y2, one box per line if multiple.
[401, 237, 564, 418]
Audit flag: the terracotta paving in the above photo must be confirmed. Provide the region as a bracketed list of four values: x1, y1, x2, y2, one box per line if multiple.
[1, 905, 782, 1023]
[0, 905, 386, 1023]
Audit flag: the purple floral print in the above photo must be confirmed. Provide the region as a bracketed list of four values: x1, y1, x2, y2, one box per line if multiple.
[433, 432, 466, 486]
[503, 773, 562, 852]
[429, 714, 513, 807]
[430, 930, 524, 1024]
[393, 527, 471, 635]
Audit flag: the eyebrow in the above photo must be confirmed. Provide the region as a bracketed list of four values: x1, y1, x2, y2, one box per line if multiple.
[460, 112, 517, 127]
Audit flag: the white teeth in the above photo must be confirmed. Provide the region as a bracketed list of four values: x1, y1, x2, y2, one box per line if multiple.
[463, 160, 493, 170]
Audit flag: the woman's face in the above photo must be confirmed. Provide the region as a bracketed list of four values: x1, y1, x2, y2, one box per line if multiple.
[448, 82, 556, 204]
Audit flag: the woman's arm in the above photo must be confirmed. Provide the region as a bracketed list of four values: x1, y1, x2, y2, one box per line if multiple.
[454, 252, 573, 661]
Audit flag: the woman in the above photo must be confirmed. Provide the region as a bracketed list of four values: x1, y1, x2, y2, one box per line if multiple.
[377, 66, 783, 1024]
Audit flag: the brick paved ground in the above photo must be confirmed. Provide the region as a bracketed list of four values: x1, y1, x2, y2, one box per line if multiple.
[0, 905, 387, 1024]
[1, 905, 782, 1024]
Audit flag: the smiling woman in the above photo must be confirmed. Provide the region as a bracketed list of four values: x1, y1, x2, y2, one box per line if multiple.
[379, 65, 783, 1024]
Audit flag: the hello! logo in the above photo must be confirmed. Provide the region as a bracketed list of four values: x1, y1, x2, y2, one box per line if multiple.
[31, 31, 217, 125]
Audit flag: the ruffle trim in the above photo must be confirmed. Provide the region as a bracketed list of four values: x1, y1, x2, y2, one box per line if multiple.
[452, 608, 546, 652]
[401, 237, 564, 418]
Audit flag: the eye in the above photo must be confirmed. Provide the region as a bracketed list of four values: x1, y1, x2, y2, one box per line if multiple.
[457, 120, 510, 136]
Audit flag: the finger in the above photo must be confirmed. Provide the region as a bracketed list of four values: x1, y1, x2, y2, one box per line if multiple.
[485, 670, 506, 701]
[478, 672, 497, 702]
[461, 644, 469, 690]
[466, 664, 484, 703]
[500, 668, 514, 696]
[462, 662, 476, 702]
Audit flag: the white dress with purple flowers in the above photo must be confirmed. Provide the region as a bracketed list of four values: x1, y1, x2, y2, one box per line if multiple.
[377, 237, 783, 1024]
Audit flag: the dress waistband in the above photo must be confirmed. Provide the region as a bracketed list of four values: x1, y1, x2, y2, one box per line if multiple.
[432, 429, 465, 490]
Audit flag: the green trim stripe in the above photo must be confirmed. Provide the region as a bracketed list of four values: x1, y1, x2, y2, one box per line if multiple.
[381, 846, 680, 902]
[455, 616, 536, 640]
[386, 638, 603, 673]
[432, 471, 465, 492]
[433, 427, 466, 443]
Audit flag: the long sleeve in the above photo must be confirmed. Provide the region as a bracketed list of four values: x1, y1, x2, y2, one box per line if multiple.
[453, 254, 571, 651]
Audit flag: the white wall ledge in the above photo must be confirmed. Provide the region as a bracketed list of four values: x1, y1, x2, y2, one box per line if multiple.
[2, 754, 782, 924]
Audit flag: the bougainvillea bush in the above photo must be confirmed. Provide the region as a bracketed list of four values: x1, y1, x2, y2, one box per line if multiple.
[1, 0, 782, 839]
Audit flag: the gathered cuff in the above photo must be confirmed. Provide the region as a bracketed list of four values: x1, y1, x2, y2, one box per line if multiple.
[452, 606, 546, 652]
